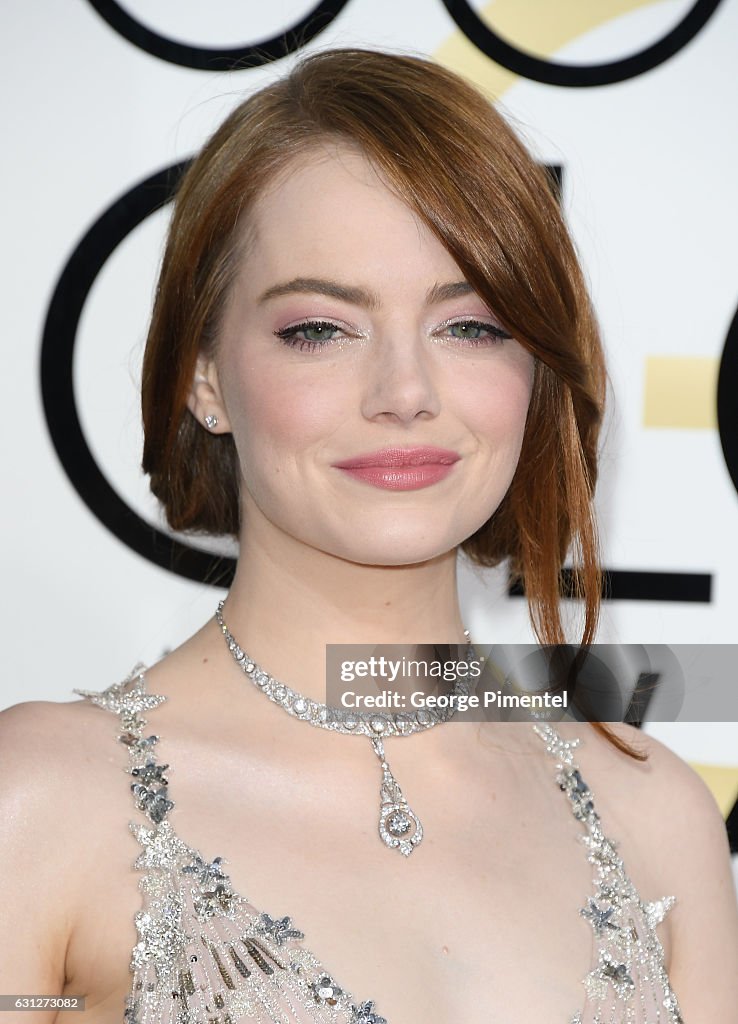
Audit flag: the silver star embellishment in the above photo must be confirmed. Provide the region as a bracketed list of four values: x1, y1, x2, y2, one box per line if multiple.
[119, 732, 160, 754]
[559, 768, 597, 821]
[73, 675, 165, 716]
[181, 853, 229, 886]
[127, 760, 169, 786]
[561, 768, 589, 796]
[131, 782, 174, 824]
[350, 1000, 387, 1023]
[596, 950, 635, 999]
[533, 723, 580, 764]
[580, 898, 620, 936]
[256, 913, 305, 946]
[193, 882, 236, 919]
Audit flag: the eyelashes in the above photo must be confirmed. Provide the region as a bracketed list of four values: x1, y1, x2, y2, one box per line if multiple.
[273, 318, 512, 353]
[274, 320, 348, 352]
[444, 320, 511, 343]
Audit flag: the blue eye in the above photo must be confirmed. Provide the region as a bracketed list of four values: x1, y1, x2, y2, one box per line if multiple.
[445, 320, 511, 343]
[449, 323, 483, 340]
[303, 324, 338, 342]
[273, 317, 511, 354]
[274, 321, 342, 351]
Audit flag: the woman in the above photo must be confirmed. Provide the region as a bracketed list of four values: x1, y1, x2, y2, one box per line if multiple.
[1, 48, 736, 1024]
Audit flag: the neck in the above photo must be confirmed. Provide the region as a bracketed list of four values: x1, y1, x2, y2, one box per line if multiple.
[216, 512, 468, 703]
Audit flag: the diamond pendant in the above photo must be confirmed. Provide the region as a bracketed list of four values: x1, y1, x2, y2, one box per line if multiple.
[371, 738, 423, 856]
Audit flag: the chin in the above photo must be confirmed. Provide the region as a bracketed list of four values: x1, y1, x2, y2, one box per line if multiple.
[328, 534, 459, 568]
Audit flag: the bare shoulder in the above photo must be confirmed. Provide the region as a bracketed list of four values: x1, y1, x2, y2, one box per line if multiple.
[568, 721, 731, 871]
[566, 720, 738, 1014]
[0, 694, 129, 868]
[577, 721, 727, 827]
[0, 694, 123, 796]
[0, 696, 135, 985]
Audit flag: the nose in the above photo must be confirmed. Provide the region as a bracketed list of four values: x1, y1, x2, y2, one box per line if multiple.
[359, 327, 441, 424]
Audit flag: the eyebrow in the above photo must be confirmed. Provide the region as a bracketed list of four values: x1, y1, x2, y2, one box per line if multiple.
[427, 280, 476, 304]
[257, 277, 476, 308]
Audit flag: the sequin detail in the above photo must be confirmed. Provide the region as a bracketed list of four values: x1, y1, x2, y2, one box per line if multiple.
[74, 668, 684, 1023]
[76, 666, 385, 1024]
[532, 724, 685, 1024]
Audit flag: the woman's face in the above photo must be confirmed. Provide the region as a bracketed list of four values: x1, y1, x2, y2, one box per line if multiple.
[198, 145, 535, 566]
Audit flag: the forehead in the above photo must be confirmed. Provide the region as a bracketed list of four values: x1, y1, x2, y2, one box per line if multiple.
[237, 144, 463, 289]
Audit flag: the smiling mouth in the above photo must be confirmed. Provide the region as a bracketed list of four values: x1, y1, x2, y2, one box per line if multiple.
[332, 446, 461, 469]
[332, 448, 460, 491]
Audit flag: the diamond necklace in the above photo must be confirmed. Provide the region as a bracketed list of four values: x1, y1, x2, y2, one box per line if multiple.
[215, 600, 478, 857]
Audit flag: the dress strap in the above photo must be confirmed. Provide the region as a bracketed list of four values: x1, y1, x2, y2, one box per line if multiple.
[532, 722, 684, 1023]
[532, 721, 676, 925]
[73, 663, 175, 827]
[531, 723, 599, 823]
[531, 721, 637, 897]
[73, 666, 391, 1023]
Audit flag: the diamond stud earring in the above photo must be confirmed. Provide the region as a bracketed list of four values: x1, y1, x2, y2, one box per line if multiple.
[204, 414, 218, 430]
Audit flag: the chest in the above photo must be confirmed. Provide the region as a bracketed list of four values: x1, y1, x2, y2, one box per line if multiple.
[64, 726, 648, 1023]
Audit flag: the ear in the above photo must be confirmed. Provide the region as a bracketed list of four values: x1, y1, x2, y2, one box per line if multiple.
[186, 352, 232, 434]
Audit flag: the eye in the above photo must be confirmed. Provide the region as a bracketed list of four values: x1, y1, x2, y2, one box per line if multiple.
[302, 323, 339, 343]
[273, 320, 345, 352]
[442, 319, 512, 344]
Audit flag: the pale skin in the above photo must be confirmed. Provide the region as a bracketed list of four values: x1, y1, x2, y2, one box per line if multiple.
[1, 145, 737, 1022]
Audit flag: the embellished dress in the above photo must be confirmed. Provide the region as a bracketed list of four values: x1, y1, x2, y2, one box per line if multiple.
[74, 666, 685, 1024]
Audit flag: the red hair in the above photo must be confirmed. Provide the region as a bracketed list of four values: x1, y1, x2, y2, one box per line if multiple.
[142, 48, 643, 761]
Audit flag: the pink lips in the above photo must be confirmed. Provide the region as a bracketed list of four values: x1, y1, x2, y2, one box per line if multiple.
[332, 447, 461, 491]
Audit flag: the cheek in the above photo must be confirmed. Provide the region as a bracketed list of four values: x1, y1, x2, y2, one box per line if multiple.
[458, 358, 534, 447]
[224, 363, 347, 468]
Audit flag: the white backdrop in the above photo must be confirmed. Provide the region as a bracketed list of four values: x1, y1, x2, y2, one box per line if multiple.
[3, 0, 737, 880]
